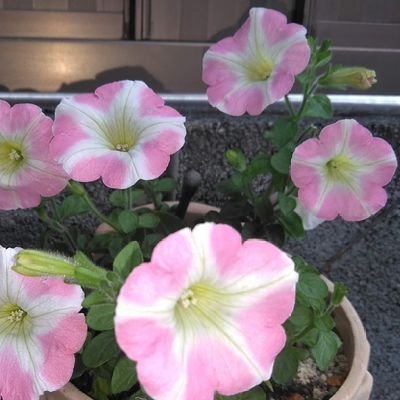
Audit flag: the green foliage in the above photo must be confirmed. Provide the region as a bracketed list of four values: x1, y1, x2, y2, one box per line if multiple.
[216, 386, 265, 399]
[138, 213, 160, 228]
[152, 177, 176, 193]
[118, 210, 139, 234]
[311, 331, 342, 370]
[264, 118, 298, 149]
[82, 331, 120, 368]
[59, 195, 90, 220]
[271, 145, 293, 174]
[113, 241, 143, 279]
[272, 347, 306, 384]
[111, 357, 137, 394]
[278, 210, 305, 239]
[282, 257, 346, 377]
[332, 283, 348, 306]
[87, 304, 115, 331]
[303, 94, 333, 119]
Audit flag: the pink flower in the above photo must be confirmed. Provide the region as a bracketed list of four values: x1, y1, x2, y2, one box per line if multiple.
[115, 223, 298, 400]
[291, 119, 397, 221]
[0, 245, 87, 400]
[0, 101, 68, 210]
[202, 8, 310, 116]
[50, 80, 186, 189]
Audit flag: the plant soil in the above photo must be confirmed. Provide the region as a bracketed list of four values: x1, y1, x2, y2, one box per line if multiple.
[270, 353, 349, 400]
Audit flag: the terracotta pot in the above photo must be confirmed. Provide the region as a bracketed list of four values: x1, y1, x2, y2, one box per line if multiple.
[50, 202, 372, 400]
[42, 383, 91, 400]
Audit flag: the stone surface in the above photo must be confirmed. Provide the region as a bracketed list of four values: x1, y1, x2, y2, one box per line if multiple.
[0, 104, 398, 400]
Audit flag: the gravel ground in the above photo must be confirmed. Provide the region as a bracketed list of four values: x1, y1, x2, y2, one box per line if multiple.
[0, 104, 398, 400]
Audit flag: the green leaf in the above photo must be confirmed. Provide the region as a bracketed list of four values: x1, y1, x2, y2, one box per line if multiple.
[82, 331, 119, 368]
[303, 94, 333, 119]
[271, 170, 287, 192]
[142, 233, 164, 258]
[332, 283, 348, 306]
[157, 211, 184, 233]
[216, 386, 265, 399]
[138, 213, 160, 228]
[245, 153, 271, 178]
[278, 211, 305, 239]
[264, 118, 298, 148]
[86, 304, 115, 331]
[298, 272, 329, 299]
[253, 194, 273, 223]
[278, 193, 296, 215]
[110, 191, 126, 208]
[82, 290, 111, 307]
[130, 390, 151, 399]
[293, 256, 318, 274]
[113, 241, 143, 279]
[117, 210, 139, 234]
[108, 237, 125, 259]
[110, 189, 146, 208]
[272, 347, 300, 384]
[311, 331, 341, 370]
[60, 195, 90, 220]
[111, 356, 137, 394]
[271, 146, 293, 174]
[290, 304, 313, 327]
[298, 327, 319, 347]
[218, 175, 244, 194]
[152, 178, 176, 193]
[314, 314, 335, 332]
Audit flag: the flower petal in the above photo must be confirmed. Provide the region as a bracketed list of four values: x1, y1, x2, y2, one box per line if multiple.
[291, 119, 397, 221]
[115, 223, 298, 400]
[203, 7, 309, 116]
[51, 80, 186, 189]
[0, 246, 87, 400]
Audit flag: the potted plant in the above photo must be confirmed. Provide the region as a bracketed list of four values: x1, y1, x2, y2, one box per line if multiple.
[0, 6, 396, 400]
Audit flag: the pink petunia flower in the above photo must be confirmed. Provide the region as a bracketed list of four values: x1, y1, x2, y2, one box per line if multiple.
[0, 245, 87, 400]
[115, 223, 298, 400]
[202, 8, 310, 116]
[50, 80, 186, 189]
[291, 119, 397, 221]
[0, 101, 69, 210]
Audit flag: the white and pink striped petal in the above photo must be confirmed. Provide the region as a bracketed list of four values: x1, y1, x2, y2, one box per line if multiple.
[0, 246, 87, 400]
[115, 223, 298, 400]
[50, 80, 186, 189]
[291, 119, 397, 221]
[202, 8, 310, 116]
[0, 101, 69, 210]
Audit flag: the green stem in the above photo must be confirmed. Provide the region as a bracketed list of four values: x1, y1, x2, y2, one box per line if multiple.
[125, 188, 133, 209]
[35, 205, 77, 252]
[84, 193, 123, 234]
[142, 182, 162, 210]
[69, 183, 123, 234]
[284, 95, 296, 118]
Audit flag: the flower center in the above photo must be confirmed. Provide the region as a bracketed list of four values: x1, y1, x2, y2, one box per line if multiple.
[115, 143, 130, 152]
[0, 304, 29, 336]
[246, 57, 273, 82]
[325, 155, 358, 183]
[174, 282, 231, 333]
[0, 142, 24, 170]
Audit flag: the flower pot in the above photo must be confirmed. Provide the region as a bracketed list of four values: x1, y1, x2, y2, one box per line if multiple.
[49, 202, 372, 400]
[42, 383, 91, 400]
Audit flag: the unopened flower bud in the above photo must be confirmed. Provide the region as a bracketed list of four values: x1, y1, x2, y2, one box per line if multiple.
[14, 250, 76, 278]
[225, 149, 247, 172]
[14, 249, 107, 289]
[323, 67, 377, 90]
